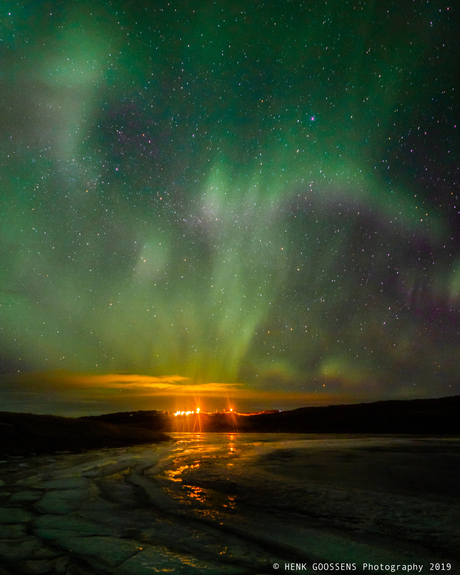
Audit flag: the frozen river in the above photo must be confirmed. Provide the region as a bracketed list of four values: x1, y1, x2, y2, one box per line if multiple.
[0, 433, 459, 574]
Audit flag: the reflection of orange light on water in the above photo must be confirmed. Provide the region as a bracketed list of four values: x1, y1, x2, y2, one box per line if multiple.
[228, 433, 236, 454]
[187, 485, 206, 504]
[165, 462, 200, 482]
[223, 495, 236, 510]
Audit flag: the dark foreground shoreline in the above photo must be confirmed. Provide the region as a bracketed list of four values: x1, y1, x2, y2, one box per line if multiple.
[1, 395, 459, 457]
[0, 412, 170, 457]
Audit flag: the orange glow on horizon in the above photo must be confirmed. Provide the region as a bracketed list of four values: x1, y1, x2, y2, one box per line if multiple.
[6, 370, 363, 416]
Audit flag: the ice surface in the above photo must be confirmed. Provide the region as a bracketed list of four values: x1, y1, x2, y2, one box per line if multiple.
[10, 491, 42, 503]
[0, 524, 28, 539]
[0, 507, 33, 523]
[35, 478, 90, 491]
[0, 537, 59, 560]
[114, 545, 248, 575]
[34, 489, 90, 515]
[19, 558, 54, 574]
[35, 514, 116, 539]
[0, 434, 459, 574]
[54, 536, 142, 568]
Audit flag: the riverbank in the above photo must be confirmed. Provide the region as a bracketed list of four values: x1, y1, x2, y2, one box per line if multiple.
[0, 412, 170, 457]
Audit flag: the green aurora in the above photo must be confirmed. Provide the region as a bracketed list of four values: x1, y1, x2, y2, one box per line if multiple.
[1, 0, 459, 413]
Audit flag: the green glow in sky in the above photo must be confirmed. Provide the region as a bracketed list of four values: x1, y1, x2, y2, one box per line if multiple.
[1, 0, 459, 413]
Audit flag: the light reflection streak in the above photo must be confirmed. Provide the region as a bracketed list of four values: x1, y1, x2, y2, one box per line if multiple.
[228, 434, 236, 455]
[158, 433, 245, 516]
[165, 462, 201, 482]
[222, 495, 236, 510]
[187, 485, 207, 504]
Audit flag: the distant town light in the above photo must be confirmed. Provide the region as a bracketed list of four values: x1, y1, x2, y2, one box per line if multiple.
[173, 406, 235, 417]
[173, 408, 201, 416]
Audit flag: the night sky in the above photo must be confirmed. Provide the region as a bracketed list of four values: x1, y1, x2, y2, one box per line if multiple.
[1, 0, 460, 415]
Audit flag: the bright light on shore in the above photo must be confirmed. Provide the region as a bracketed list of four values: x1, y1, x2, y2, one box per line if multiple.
[174, 408, 201, 416]
[173, 406, 237, 416]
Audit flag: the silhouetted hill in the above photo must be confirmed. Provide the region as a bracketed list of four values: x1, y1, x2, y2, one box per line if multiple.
[241, 395, 460, 433]
[0, 412, 170, 457]
[83, 395, 460, 434]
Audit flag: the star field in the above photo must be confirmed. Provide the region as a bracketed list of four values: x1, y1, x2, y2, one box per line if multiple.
[1, 0, 459, 413]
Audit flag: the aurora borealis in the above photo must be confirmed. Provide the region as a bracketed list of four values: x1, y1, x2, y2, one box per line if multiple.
[1, 0, 459, 415]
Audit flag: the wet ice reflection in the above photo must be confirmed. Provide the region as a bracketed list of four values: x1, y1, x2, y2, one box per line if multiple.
[0, 434, 459, 574]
